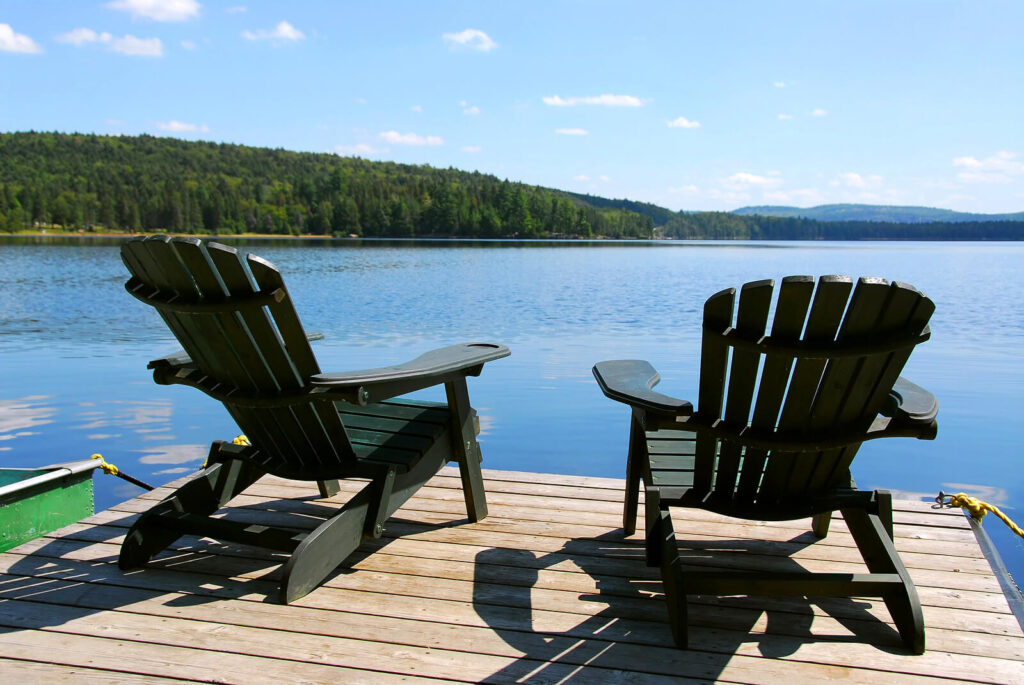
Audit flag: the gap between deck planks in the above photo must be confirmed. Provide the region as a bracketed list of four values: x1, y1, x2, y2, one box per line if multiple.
[0, 467, 1021, 684]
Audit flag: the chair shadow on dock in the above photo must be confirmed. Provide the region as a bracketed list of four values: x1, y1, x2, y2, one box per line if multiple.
[471, 526, 909, 682]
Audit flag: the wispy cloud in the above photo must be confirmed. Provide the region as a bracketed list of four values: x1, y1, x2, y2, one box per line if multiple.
[777, 113, 793, 120]
[773, 81, 786, 88]
[379, 130, 443, 146]
[574, 174, 590, 181]
[667, 116, 700, 129]
[726, 172, 783, 188]
[954, 151, 1024, 183]
[411, 105, 422, 113]
[242, 21, 304, 43]
[461, 145, 482, 153]
[226, 5, 247, 13]
[156, 120, 209, 133]
[0, 23, 43, 53]
[460, 101, 480, 115]
[57, 28, 164, 56]
[442, 28, 497, 52]
[811, 108, 828, 117]
[555, 128, 588, 136]
[106, 0, 200, 22]
[832, 172, 882, 189]
[335, 143, 384, 156]
[543, 94, 645, 107]
[180, 39, 197, 50]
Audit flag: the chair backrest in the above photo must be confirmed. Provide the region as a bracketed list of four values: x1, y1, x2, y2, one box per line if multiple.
[693, 275, 934, 511]
[123, 236, 359, 479]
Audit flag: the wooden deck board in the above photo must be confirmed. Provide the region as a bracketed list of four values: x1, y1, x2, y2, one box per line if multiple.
[0, 467, 1021, 684]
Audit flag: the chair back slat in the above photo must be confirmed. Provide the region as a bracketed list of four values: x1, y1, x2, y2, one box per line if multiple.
[123, 236, 358, 478]
[713, 280, 773, 498]
[693, 288, 734, 493]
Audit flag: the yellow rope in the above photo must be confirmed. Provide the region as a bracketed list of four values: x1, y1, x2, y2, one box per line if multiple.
[940, 491, 1024, 539]
[90, 453, 119, 476]
[202, 435, 250, 469]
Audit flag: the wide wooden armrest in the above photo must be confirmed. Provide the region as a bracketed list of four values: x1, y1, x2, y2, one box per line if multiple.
[882, 376, 938, 425]
[311, 343, 510, 403]
[592, 360, 694, 416]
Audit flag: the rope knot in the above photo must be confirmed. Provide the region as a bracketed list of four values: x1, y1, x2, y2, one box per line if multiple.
[90, 453, 119, 476]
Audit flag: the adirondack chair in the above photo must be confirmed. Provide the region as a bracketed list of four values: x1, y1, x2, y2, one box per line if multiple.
[119, 236, 508, 603]
[593, 276, 938, 653]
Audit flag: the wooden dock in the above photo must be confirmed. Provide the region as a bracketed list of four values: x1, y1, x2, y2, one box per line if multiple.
[0, 467, 1021, 683]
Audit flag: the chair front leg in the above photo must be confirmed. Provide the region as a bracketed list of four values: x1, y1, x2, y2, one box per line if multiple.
[623, 408, 646, 535]
[446, 376, 488, 521]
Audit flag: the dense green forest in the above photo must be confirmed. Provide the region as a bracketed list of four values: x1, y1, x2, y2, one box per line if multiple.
[1, 131, 1023, 240]
[0, 132, 653, 238]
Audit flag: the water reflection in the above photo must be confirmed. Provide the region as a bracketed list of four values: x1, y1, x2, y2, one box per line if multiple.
[0, 395, 57, 451]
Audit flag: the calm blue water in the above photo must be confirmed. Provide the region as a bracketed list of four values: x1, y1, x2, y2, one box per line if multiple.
[2, 237, 1022, 589]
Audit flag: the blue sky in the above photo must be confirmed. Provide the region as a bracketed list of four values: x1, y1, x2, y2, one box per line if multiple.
[2, 1, 1023, 213]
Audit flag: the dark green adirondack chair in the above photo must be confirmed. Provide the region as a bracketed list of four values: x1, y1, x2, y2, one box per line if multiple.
[120, 236, 508, 603]
[593, 276, 938, 653]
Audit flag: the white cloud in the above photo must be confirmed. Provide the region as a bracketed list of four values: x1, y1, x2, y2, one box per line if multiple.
[954, 151, 1024, 183]
[811, 108, 828, 117]
[442, 28, 497, 52]
[667, 116, 700, 129]
[462, 104, 481, 115]
[112, 35, 163, 56]
[0, 23, 43, 53]
[543, 94, 645, 107]
[461, 145, 482, 153]
[57, 28, 163, 56]
[953, 156, 983, 168]
[379, 130, 443, 146]
[156, 120, 209, 133]
[773, 81, 786, 88]
[574, 174, 590, 181]
[411, 105, 422, 113]
[600, 175, 611, 182]
[335, 143, 384, 156]
[764, 188, 825, 205]
[777, 113, 793, 120]
[555, 128, 588, 136]
[106, 0, 200, 22]
[226, 5, 247, 12]
[668, 184, 699, 195]
[57, 28, 109, 46]
[833, 172, 882, 189]
[180, 39, 197, 50]
[242, 21, 304, 43]
[726, 172, 783, 188]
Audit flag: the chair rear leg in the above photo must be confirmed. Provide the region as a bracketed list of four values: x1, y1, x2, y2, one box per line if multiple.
[120, 453, 263, 570]
[446, 378, 487, 521]
[279, 485, 373, 604]
[811, 512, 832, 537]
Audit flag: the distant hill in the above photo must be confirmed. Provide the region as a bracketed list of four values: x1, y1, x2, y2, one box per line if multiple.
[733, 204, 1024, 223]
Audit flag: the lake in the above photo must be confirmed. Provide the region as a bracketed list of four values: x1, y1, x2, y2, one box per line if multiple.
[2, 236, 1022, 591]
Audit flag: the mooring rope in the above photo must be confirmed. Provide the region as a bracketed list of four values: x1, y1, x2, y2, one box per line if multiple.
[937, 491, 1024, 539]
[90, 453, 155, 491]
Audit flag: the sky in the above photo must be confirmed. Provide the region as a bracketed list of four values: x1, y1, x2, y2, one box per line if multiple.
[2, 1, 1023, 214]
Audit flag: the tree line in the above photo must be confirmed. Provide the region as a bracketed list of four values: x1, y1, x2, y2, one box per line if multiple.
[1, 131, 1022, 240]
[0, 132, 653, 239]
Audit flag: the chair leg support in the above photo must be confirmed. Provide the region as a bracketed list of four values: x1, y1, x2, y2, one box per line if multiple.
[645, 487, 664, 567]
[843, 503, 925, 654]
[811, 512, 832, 538]
[446, 377, 488, 521]
[279, 485, 373, 604]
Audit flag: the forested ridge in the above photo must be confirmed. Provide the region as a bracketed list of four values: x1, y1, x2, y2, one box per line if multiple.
[2, 131, 1023, 240]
